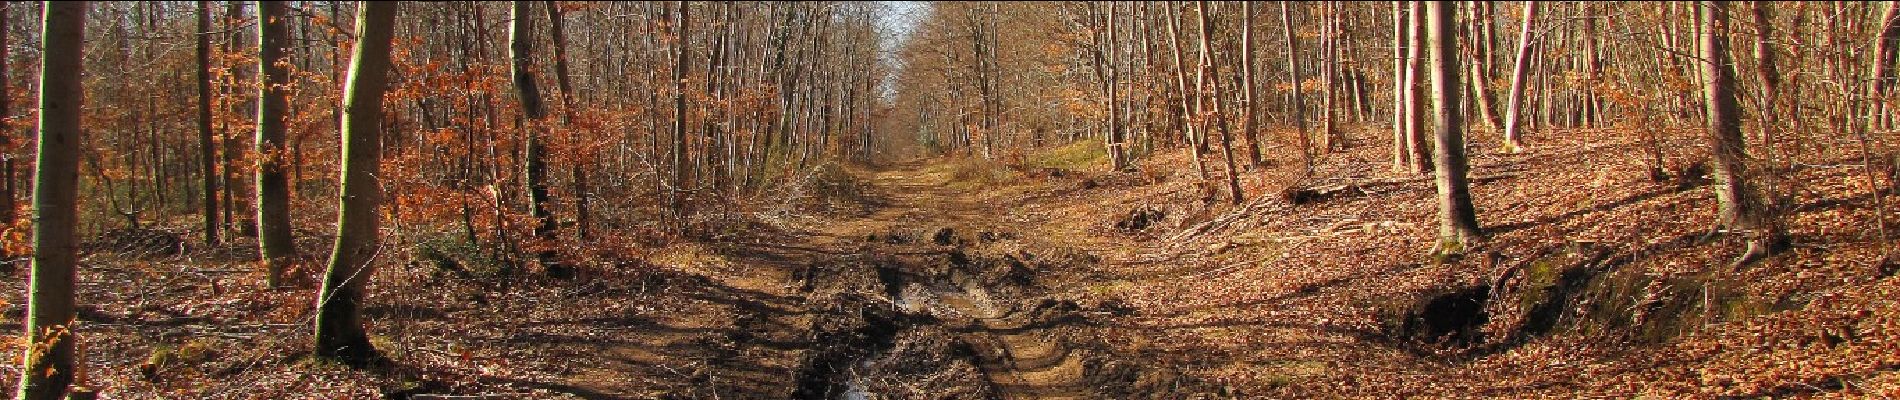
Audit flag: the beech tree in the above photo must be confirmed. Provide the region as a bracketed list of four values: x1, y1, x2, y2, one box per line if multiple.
[197, 1, 218, 246]
[1502, 1, 1538, 153]
[1700, 0, 1782, 265]
[1427, 1, 1481, 253]
[314, 0, 397, 365]
[17, 2, 87, 398]
[256, 0, 295, 288]
[510, 0, 557, 267]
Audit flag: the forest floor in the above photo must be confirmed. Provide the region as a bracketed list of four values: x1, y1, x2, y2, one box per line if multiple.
[5, 125, 1900, 399]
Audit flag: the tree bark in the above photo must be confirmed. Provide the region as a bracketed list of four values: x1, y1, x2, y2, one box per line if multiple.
[1392, 1, 1410, 171]
[1700, 0, 1782, 265]
[509, 1, 557, 266]
[544, 1, 589, 241]
[256, 0, 295, 288]
[1405, 1, 1432, 174]
[197, 1, 218, 246]
[16, 3, 85, 398]
[1242, 1, 1263, 168]
[1198, 1, 1244, 204]
[671, 0, 690, 218]
[1871, 1, 1900, 131]
[1427, 1, 1482, 253]
[314, 1, 397, 366]
[1281, 2, 1310, 173]
[1502, 1, 1538, 153]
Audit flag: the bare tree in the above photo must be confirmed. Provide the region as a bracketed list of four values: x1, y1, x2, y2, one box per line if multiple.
[256, 0, 295, 288]
[1700, 0, 1783, 265]
[314, 0, 398, 366]
[197, 1, 218, 246]
[17, 2, 87, 398]
[1427, 1, 1481, 254]
[1502, 1, 1538, 152]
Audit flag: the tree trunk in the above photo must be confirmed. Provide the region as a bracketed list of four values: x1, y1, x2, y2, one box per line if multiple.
[1392, 1, 1410, 171]
[1427, 1, 1482, 254]
[1700, 0, 1782, 265]
[196, 1, 218, 246]
[1281, 2, 1310, 173]
[1199, 1, 1244, 204]
[1467, 2, 1504, 133]
[1242, 1, 1263, 168]
[671, 0, 690, 218]
[544, 0, 589, 241]
[256, 0, 295, 288]
[314, 1, 397, 366]
[16, 3, 85, 398]
[1406, 1, 1433, 174]
[1871, 1, 1900, 131]
[1749, 1, 1778, 147]
[1502, 1, 1538, 152]
[509, 1, 557, 267]
[0, 3, 11, 240]
[1320, 2, 1338, 153]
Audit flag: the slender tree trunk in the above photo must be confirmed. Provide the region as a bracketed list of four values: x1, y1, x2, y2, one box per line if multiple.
[256, 0, 295, 288]
[0, 4, 11, 239]
[1701, 0, 1783, 265]
[1164, 1, 1210, 198]
[314, 0, 397, 366]
[1198, 1, 1244, 204]
[1749, 1, 1779, 147]
[1427, 1, 1482, 253]
[197, 1, 218, 246]
[16, 3, 85, 398]
[671, 0, 690, 218]
[1502, 1, 1539, 153]
[544, 0, 588, 241]
[509, 1, 556, 267]
[1281, 2, 1310, 174]
[1406, 1, 1433, 174]
[1467, 2, 1504, 133]
[1392, 1, 1410, 171]
[1871, 1, 1900, 131]
[1242, 1, 1263, 168]
[1320, 2, 1338, 153]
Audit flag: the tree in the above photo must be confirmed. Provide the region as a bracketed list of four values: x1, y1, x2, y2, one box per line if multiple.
[1427, 1, 1481, 254]
[1404, 1, 1431, 174]
[313, 0, 398, 365]
[0, 3, 12, 233]
[16, 2, 87, 398]
[1700, 0, 1782, 265]
[510, 0, 557, 267]
[1242, 1, 1263, 168]
[1871, 1, 1900, 131]
[544, 0, 591, 241]
[1391, 1, 1409, 170]
[1502, 1, 1538, 153]
[1280, 2, 1309, 170]
[1196, 0, 1243, 203]
[197, 1, 218, 246]
[256, 0, 295, 288]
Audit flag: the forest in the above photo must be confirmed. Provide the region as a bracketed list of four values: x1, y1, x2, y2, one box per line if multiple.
[3, 0, 1900, 398]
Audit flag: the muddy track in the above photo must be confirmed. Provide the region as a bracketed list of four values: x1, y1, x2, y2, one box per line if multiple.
[781, 163, 1205, 399]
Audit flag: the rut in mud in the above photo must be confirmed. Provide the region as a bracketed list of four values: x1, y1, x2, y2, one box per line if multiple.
[790, 226, 1198, 400]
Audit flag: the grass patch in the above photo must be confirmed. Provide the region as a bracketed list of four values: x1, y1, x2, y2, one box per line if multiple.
[1024, 140, 1107, 172]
